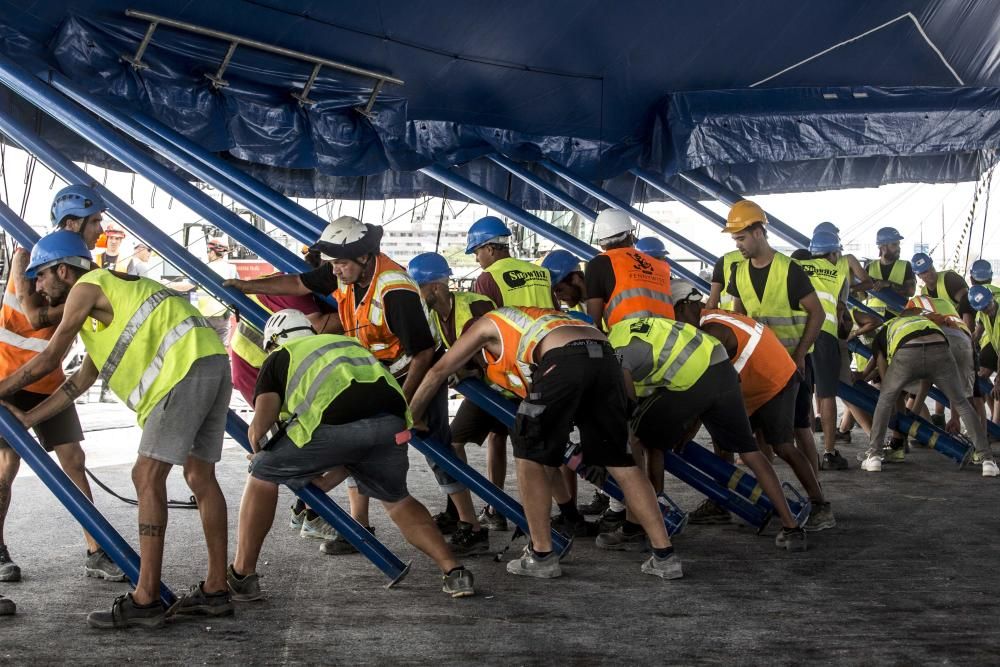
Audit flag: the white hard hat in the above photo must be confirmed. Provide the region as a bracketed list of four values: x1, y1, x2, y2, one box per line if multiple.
[263, 309, 315, 350]
[207, 234, 230, 249]
[313, 216, 382, 260]
[595, 209, 633, 242]
[671, 280, 703, 304]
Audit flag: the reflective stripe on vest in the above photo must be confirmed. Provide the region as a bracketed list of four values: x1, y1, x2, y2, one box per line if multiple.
[719, 250, 743, 311]
[866, 259, 907, 315]
[126, 315, 212, 410]
[608, 317, 717, 396]
[601, 248, 673, 326]
[229, 293, 270, 369]
[976, 285, 1000, 349]
[483, 257, 553, 307]
[886, 316, 943, 362]
[98, 288, 176, 383]
[701, 312, 763, 373]
[734, 253, 808, 353]
[920, 270, 962, 310]
[909, 295, 969, 335]
[0, 275, 64, 393]
[796, 257, 844, 337]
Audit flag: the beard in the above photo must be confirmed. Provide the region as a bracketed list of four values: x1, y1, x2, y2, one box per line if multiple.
[41, 277, 71, 306]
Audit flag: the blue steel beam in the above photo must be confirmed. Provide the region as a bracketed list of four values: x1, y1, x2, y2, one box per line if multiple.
[0, 112, 269, 331]
[48, 72, 325, 241]
[224, 411, 411, 585]
[0, 53, 308, 279]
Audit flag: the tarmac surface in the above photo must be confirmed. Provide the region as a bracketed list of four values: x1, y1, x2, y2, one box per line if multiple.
[2, 401, 1000, 665]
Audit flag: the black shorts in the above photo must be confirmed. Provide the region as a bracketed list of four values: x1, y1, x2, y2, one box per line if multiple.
[451, 398, 509, 445]
[811, 332, 841, 399]
[750, 376, 796, 445]
[631, 361, 758, 454]
[0, 390, 84, 452]
[981, 344, 998, 373]
[511, 341, 634, 468]
[794, 356, 814, 429]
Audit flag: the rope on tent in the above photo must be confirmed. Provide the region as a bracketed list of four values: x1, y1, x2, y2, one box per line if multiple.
[978, 160, 995, 258]
[0, 141, 8, 204]
[951, 158, 990, 270]
[434, 190, 447, 253]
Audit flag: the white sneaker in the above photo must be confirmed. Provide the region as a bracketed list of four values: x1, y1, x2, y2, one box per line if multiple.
[300, 515, 337, 540]
[861, 455, 882, 472]
[982, 460, 999, 477]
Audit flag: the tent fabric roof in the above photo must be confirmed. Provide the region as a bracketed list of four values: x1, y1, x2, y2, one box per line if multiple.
[0, 1, 998, 205]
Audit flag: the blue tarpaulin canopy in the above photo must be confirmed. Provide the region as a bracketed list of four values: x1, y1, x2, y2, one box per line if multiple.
[0, 1, 998, 205]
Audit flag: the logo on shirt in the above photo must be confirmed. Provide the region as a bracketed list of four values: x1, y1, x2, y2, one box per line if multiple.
[628, 251, 655, 276]
[503, 269, 548, 288]
[629, 319, 651, 334]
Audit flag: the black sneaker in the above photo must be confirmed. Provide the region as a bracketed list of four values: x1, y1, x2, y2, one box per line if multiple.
[551, 514, 600, 537]
[477, 506, 509, 532]
[433, 511, 459, 535]
[688, 499, 731, 525]
[0, 594, 13, 616]
[597, 508, 626, 532]
[595, 525, 648, 552]
[449, 522, 491, 557]
[167, 582, 234, 618]
[0, 545, 21, 583]
[577, 491, 610, 515]
[87, 593, 167, 629]
[320, 526, 375, 556]
[85, 548, 127, 582]
[227, 564, 264, 602]
[441, 568, 475, 598]
[834, 429, 852, 444]
[820, 450, 850, 471]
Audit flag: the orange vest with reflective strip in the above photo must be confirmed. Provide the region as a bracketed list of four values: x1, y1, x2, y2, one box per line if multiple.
[905, 295, 970, 336]
[333, 253, 424, 369]
[602, 248, 674, 327]
[699, 309, 794, 415]
[0, 275, 64, 394]
[482, 307, 592, 399]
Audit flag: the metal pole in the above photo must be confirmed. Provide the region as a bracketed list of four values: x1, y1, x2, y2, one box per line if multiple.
[0, 198, 42, 251]
[223, 411, 411, 585]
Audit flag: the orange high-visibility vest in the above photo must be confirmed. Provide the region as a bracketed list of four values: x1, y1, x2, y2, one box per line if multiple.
[601, 248, 674, 327]
[699, 309, 795, 415]
[0, 274, 64, 394]
[333, 253, 429, 374]
[481, 307, 592, 399]
[906, 295, 970, 336]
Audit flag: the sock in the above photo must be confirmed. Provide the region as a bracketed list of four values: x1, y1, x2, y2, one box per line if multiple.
[622, 520, 644, 536]
[445, 495, 458, 517]
[889, 437, 905, 450]
[445, 566, 465, 576]
[652, 546, 674, 559]
[531, 546, 553, 559]
[293, 500, 307, 513]
[558, 501, 582, 522]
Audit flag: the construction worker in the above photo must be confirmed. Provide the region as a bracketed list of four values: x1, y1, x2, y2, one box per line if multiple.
[407, 252, 501, 552]
[808, 222, 875, 293]
[707, 249, 744, 310]
[634, 237, 668, 262]
[125, 240, 156, 279]
[0, 230, 234, 628]
[865, 227, 915, 317]
[585, 209, 673, 328]
[723, 200, 825, 471]
[969, 268, 1000, 417]
[169, 235, 239, 343]
[466, 216, 556, 308]
[410, 307, 683, 580]
[224, 216, 460, 556]
[912, 253, 974, 329]
[541, 250, 589, 319]
[94, 222, 128, 271]
[0, 186, 125, 597]
[672, 281, 836, 531]
[607, 313, 809, 551]
[796, 230, 853, 470]
[231, 309, 475, 599]
[970, 285, 1000, 402]
[859, 305, 997, 477]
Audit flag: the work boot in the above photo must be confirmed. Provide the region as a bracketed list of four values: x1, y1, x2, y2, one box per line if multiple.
[85, 548, 127, 582]
[477, 506, 509, 532]
[167, 582, 234, 618]
[804, 502, 836, 532]
[0, 545, 21, 583]
[597, 508, 626, 532]
[506, 545, 561, 579]
[775, 527, 808, 552]
[320, 526, 375, 556]
[577, 491, 609, 516]
[441, 567, 475, 597]
[641, 553, 684, 580]
[688, 499, 731, 525]
[227, 564, 264, 602]
[449, 522, 491, 557]
[86, 593, 167, 629]
[820, 450, 850, 471]
[595, 524, 648, 552]
[0, 594, 13, 616]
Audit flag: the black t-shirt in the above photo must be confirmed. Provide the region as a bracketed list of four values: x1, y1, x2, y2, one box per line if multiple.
[584, 254, 616, 303]
[923, 271, 974, 317]
[726, 257, 815, 310]
[711, 255, 741, 284]
[299, 263, 435, 357]
[872, 322, 946, 360]
[254, 348, 407, 425]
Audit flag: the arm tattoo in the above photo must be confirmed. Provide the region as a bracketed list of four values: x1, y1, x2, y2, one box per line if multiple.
[38, 305, 51, 328]
[138, 523, 166, 538]
[15, 368, 42, 391]
[61, 378, 83, 401]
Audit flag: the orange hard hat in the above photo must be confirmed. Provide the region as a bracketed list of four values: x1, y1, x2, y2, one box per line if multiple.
[723, 200, 768, 234]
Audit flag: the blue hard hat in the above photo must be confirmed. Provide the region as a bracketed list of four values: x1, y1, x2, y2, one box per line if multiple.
[911, 252, 934, 274]
[809, 230, 842, 255]
[465, 216, 511, 254]
[407, 252, 452, 286]
[970, 259, 993, 282]
[25, 230, 94, 279]
[968, 284, 995, 312]
[635, 237, 668, 260]
[50, 184, 106, 227]
[813, 221, 839, 236]
[541, 250, 582, 286]
[876, 227, 904, 245]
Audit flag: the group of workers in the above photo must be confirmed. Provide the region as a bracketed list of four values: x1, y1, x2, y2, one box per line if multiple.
[0, 183, 996, 626]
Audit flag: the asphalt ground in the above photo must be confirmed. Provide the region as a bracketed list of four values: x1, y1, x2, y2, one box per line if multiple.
[2, 420, 1000, 666]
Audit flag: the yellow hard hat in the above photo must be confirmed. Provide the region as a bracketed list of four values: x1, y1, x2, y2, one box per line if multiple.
[723, 200, 768, 233]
